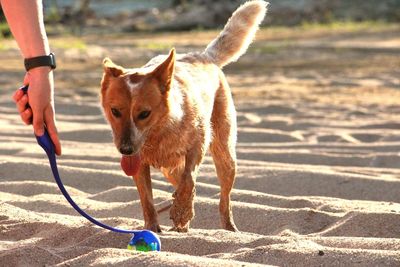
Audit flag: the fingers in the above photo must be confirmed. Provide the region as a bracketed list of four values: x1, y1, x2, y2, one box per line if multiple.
[13, 89, 33, 125]
[21, 108, 33, 125]
[16, 94, 29, 113]
[14, 87, 62, 155]
[12, 88, 24, 103]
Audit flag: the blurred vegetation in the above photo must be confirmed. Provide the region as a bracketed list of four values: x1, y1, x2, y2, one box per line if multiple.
[51, 37, 87, 50]
[136, 42, 172, 51]
[0, 7, 11, 38]
[44, 0, 91, 35]
[300, 20, 392, 31]
[0, 0, 399, 38]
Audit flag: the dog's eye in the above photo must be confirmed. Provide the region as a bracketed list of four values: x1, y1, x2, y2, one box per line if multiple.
[111, 108, 121, 118]
[138, 110, 151, 120]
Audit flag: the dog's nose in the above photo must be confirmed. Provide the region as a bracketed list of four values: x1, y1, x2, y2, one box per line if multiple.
[119, 146, 133, 155]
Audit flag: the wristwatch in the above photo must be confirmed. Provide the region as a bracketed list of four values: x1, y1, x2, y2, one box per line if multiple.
[24, 53, 56, 71]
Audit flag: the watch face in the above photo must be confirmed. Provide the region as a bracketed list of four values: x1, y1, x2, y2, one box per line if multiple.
[49, 53, 57, 69]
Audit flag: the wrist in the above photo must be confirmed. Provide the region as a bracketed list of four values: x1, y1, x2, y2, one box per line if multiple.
[27, 66, 52, 75]
[24, 53, 57, 72]
[26, 67, 54, 88]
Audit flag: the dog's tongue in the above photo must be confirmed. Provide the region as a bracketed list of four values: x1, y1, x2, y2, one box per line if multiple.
[120, 155, 141, 176]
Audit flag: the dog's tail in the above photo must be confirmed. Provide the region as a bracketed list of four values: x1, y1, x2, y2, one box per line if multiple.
[203, 0, 268, 68]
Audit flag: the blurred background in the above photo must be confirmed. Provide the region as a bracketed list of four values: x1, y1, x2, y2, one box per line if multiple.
[1, 0, 400, 36]
[0, 0, 399, 150]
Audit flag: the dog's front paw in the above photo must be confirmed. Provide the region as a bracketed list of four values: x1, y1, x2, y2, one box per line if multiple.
[144, 222, 162, 233]
[170, 195, 194, 231]
[168, 225, 189, 233]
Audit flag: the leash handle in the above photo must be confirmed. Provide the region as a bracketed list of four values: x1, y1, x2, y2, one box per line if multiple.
[20, 85, 161, 251]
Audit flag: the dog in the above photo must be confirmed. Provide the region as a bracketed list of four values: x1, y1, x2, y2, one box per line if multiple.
[100, 0, 267, 232]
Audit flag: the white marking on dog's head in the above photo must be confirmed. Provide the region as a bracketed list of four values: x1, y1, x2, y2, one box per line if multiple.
[125, 75, 141, 93]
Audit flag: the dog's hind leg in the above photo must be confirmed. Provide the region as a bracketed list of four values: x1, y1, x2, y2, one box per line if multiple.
[210, 77, 238, 232]
[133, 164, 161, 232]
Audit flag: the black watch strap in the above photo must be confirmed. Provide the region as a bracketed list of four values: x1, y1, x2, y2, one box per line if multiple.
[24, 53, 56, 71]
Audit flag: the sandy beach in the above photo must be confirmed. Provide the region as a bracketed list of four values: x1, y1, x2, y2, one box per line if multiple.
[1, 24, 400, 266]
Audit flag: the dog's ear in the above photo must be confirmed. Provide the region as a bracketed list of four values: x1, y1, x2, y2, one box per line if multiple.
[101, 58, 125, 94]
[151, 48, 176, 93]
[103, 58, 124, 77]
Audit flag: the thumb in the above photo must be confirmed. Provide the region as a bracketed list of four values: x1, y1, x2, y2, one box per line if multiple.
[32, 110, 45, 136]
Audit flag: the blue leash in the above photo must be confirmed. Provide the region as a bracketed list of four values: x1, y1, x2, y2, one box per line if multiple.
[21, 85, 160, 251]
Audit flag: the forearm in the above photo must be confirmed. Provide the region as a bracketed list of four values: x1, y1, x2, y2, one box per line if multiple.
[1, 0, 49, 58]
[6, 0, 61, 154]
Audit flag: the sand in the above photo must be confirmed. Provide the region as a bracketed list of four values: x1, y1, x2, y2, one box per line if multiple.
[1, 24, 400, 266]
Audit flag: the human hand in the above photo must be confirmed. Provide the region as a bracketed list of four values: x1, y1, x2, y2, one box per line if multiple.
[12, 67, 62, 155]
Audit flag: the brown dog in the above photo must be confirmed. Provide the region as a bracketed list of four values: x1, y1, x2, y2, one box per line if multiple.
[100, 0, 267, 232]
